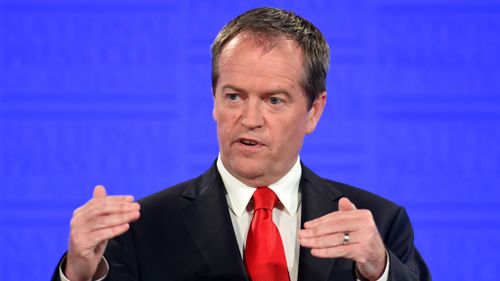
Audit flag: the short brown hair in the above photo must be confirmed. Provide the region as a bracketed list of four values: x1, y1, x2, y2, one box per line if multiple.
[211, 7, 330, 109]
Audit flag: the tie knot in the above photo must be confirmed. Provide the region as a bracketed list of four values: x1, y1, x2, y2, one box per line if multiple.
[252, 187, 278, 210]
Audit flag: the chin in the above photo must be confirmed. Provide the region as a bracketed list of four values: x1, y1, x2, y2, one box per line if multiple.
[231, 161, 267, 184]
[234, 164, 264, 178]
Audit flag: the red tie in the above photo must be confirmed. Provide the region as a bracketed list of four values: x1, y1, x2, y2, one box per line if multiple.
[244, 187, 290, 281]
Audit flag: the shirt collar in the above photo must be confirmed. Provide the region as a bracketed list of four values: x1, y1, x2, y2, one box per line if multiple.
[217, 155, 302, 217]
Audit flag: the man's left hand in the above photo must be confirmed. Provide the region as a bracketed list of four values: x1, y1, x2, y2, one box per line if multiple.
[298, 197, 387, 281]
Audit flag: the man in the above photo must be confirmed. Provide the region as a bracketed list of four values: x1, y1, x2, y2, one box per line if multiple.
[53, 7, 431, 281]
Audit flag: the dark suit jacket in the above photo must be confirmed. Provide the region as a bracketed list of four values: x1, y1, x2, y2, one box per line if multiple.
[52, 163, 431, 281]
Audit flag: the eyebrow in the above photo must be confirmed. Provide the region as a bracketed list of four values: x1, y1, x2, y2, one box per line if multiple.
[221, 85, 247, 94]
[221, 85, 292, 98]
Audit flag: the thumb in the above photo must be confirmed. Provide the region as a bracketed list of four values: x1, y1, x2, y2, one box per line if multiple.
[339, 197, 357, 211]
[93, 185, 107, 198]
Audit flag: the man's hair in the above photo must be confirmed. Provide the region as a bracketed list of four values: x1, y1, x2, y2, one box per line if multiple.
[211, 7, 330, 109]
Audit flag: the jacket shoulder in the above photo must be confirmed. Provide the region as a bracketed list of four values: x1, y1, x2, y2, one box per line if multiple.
[136, 163, 221, 216]
[301, 163, 401, 212]
[326, 179, 400, 211]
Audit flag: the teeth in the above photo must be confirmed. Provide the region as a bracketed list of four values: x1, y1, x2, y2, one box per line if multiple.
[241, 139, 257, 145]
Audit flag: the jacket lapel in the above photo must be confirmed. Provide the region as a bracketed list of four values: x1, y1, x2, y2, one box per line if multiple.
[179, 164, 249, 280]
[298, 164, 344, 281]
[178, 162, 345, 281]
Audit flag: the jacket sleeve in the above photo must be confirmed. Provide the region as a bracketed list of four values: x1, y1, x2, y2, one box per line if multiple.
[102, 230, 139, 281]
[50, 230, 139, 281]
[384, 207, 432, 281]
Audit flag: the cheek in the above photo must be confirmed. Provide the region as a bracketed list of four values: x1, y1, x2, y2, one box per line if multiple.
[272, 117, 306, 144]
[216, 111, 239, 136]
[290, 119, 309, 143]
[223, 110, 240, 125]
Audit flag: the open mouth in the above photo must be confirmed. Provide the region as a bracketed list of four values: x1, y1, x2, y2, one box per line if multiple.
[239, 139, 259, 146]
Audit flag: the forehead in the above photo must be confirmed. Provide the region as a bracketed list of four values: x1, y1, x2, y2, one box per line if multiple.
[216, 32, 305, 92]
[220, 31, 303, 63]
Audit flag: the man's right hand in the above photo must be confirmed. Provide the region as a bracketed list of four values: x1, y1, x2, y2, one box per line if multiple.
[64, 185, 141, 281]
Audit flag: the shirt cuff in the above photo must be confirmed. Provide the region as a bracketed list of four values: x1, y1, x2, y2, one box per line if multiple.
[355, 250, 390, 281]
[59, 256, 109, 281]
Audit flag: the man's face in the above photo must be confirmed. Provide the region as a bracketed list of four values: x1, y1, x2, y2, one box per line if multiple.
[213, 33, 326, 187]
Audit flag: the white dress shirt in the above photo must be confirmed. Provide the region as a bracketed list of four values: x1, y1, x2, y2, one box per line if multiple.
[217, 156, 389, 281]
[60, 156, 389, 281]
[217, 157, 302, 281]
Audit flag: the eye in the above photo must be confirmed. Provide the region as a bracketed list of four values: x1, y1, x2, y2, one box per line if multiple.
[268, 96, 284, 105]
[226, 93, 240, 101]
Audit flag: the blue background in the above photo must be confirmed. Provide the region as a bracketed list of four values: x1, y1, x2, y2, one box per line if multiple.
[1, 0, 499, 280]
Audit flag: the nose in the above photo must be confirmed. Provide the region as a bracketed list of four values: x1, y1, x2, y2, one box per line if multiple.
[240, 99, 263, 130]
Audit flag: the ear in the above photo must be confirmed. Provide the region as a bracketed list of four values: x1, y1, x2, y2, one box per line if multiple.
[212, 90, 218, 122]
[305, 92, 327, 134]
[212, 100, 217, 122]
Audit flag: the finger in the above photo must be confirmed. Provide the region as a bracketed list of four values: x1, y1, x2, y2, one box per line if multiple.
[298, 218, 360, 238]
[76, 207, 140, 229]
[93, 185, 107, 198]
[74, 199, 138, 218]
[91, 186, 135, 203]
[88, 223, 132, 244]
[299, 232, 354, 249]
[87, 201, 140, 217]
[72, 211, 140, 239]
[303, 211, 339, 229]
[86, 195, 135, 209]
[310, 244, 356, 259]
[93, 195, 135, 203]
[89, 210, 141, 231]
[339, 197, 357, 211]
[303, 199, 357, 228]
[302, 210, 362, 232]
